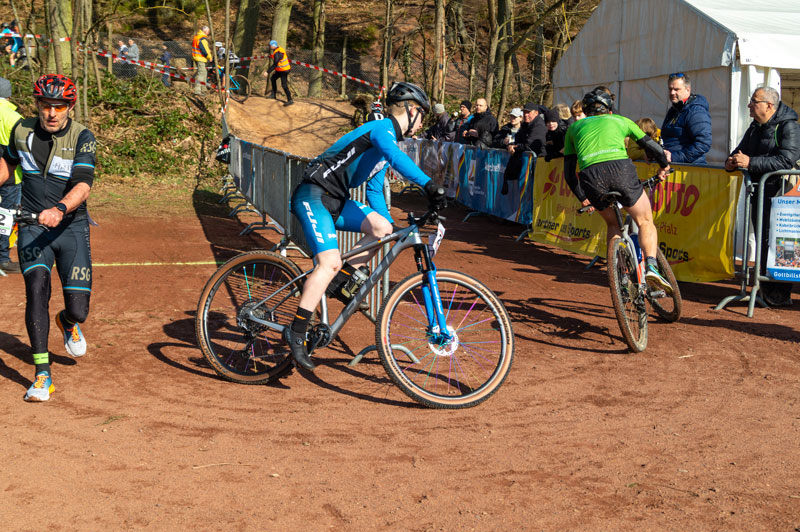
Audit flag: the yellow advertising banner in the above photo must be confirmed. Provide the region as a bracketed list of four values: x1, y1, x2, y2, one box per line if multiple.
[530, 160, 743, 283]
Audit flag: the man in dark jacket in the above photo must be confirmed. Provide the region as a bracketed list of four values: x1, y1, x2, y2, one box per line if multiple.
[493, 107, 523, 148]
[424, 103, 452, 141]
[463, 98, 498, 149]
[501, 102, 547, 194]
[725, 86, 800, 307]
[454, 100, 473, 144]
[513, 102, 547, 157]
[660, 73, 712, 164]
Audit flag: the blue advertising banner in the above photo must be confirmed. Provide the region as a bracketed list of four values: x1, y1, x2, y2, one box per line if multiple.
[398, 140, 534, 225]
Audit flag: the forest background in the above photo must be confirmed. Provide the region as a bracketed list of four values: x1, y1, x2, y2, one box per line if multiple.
[0, 0, 600, 188]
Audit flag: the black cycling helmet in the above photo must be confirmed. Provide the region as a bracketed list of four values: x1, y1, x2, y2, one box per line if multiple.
[581, 89, 614, 116]
[386, 82, 431, 113]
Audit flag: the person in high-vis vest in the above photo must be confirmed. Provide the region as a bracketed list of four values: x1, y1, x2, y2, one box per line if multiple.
[191, 25, 213, 95]
[0, 74, 97, 402]
[0, 76, 23, 274]
[263, 40, 293, 106]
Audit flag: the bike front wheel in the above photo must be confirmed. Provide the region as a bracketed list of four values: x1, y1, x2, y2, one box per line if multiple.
[608, 237, 648, 352]
[375, 270, 514, 409]
[195, 251, 303, 384]
[229, 74, 251, 103]
[649, 249, 682, 322]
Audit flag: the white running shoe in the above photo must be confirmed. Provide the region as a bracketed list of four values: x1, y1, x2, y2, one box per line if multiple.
[57, 312, 87, 357]
[24, 372, 54, 402]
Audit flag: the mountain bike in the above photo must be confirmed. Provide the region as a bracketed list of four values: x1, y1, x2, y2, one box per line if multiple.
[580, 174, 682, 352]
[208, 64, 250, 103]
[195, 200, 515, 409]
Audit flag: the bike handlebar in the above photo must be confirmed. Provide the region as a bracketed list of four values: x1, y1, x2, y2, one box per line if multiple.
[6, 208, 39, 226]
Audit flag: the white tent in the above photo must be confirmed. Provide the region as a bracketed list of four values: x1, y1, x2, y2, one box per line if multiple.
[552, 0, 800, 165]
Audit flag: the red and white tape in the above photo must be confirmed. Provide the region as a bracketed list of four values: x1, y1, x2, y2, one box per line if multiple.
[237, 54, 384, 91]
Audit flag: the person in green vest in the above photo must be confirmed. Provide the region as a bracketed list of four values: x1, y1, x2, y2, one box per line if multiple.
[0, 76, 22, 273]
[0, 74, 97, 402]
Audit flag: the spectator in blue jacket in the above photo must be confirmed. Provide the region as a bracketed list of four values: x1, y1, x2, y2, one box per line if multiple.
[660, 72, 712, 164]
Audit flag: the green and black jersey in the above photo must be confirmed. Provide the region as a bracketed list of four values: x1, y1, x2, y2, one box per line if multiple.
[564, 114, 646, 170]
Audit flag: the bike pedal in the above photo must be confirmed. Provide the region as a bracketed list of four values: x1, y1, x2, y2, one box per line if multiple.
[649, 289, 666, 298]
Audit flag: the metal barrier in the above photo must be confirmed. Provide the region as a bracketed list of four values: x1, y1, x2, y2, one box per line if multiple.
[715, 169, 800, 316]
[223, 135, 391, 322]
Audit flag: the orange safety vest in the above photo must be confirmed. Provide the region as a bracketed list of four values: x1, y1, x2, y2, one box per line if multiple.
[191, 31, 211, 62]
[271, 46, 291, 72]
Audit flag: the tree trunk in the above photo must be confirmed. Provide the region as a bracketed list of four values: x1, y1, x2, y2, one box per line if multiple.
[232, 0, 260, 60]
[340, 34, 347, 98]
[484, 0, 498, 101]
[533, 25, 545, 98]
[493, 0, 512, 95]
[52, 0, 73, 73]
[433, 0, 446, 102]
[448, 0, 469, 61]
[72, 0, 82, 122]
[379, 0, 394, 92]
[45, 0, 64, 74]
[271, 0, 294, 47]
[498, 0, 568, 115]
[308, 0, 325, 97]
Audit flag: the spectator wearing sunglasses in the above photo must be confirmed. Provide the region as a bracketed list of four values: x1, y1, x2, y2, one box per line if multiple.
[660, 72, 712, 164]
[725, 86, 800, 308]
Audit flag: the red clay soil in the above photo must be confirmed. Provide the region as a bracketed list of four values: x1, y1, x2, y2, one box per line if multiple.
[1, 100, 799, 530]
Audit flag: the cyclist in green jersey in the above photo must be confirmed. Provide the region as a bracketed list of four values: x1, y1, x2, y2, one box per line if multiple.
[563, 89, 672, 292]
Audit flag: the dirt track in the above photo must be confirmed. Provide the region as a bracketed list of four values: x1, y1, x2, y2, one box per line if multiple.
[1, 97, 799, 530]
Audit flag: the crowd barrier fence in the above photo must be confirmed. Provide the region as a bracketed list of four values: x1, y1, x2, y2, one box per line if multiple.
[225, 135, 391, 324]
[398, 139, 535, 226]
[716, 170, 800, 316]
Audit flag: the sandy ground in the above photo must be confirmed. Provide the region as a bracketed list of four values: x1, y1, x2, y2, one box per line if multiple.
[1, 96, 799, 531]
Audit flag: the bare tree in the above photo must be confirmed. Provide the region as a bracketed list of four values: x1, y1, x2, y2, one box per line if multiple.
[308, 0, 326, 97]
[432, 0, 446, 101]
[271, 0, 295, 47]
[497, 0, 568, 116]
[379, 0, 394, 91]
[232, 0, 260, 61]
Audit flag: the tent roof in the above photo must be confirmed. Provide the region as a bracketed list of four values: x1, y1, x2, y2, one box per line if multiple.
[687, 0, 800, 69]
[553, 0, 800, 88]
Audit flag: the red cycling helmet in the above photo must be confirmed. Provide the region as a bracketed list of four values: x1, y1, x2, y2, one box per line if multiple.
[33, 74, 78, 103]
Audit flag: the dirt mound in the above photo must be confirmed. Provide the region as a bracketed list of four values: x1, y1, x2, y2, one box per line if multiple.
[225, 96, 355, 158]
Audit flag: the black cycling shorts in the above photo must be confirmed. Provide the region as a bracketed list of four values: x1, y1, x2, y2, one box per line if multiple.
[579, 158, 643, 211]
[18, 219, 92, 292]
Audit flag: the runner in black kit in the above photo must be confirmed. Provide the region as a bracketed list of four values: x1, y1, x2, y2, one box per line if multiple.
[0, 74, 97, 402]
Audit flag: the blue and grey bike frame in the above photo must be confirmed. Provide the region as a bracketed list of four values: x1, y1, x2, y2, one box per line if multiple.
[243, 219, 452, 351]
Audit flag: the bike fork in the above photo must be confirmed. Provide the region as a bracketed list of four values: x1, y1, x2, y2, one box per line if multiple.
[415, 246, 451, 342]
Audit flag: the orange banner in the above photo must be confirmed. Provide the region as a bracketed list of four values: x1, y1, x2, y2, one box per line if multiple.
[530, 160, 743, 282]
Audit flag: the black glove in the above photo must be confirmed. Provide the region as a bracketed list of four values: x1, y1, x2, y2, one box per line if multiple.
[424, 181, 447, 209]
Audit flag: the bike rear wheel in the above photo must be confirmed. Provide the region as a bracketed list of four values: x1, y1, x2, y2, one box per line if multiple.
[229, 74, 251, 102]
[649, 249, 682, 322]
[195, 251, 303, 384]
[608, 237, 648, 352]
[375, 270, 514, 409]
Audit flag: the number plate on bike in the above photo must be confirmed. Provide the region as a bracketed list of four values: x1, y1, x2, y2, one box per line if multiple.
[0, 207, 13, 237]
[428, 222, 446, 257]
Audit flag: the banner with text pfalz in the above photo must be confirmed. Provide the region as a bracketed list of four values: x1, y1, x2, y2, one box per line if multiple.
[643, 163, 741, 282]
[530, 160, 742, 282]
[529, 160, 608, 257]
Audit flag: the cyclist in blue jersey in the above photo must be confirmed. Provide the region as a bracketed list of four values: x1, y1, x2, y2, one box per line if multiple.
[286, 81, 445, 371]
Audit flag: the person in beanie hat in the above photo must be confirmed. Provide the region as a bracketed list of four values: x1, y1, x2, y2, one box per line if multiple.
[423, 102, 453, 141]
[544, 107, 568, 161]
[454, 100, 473, 143]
